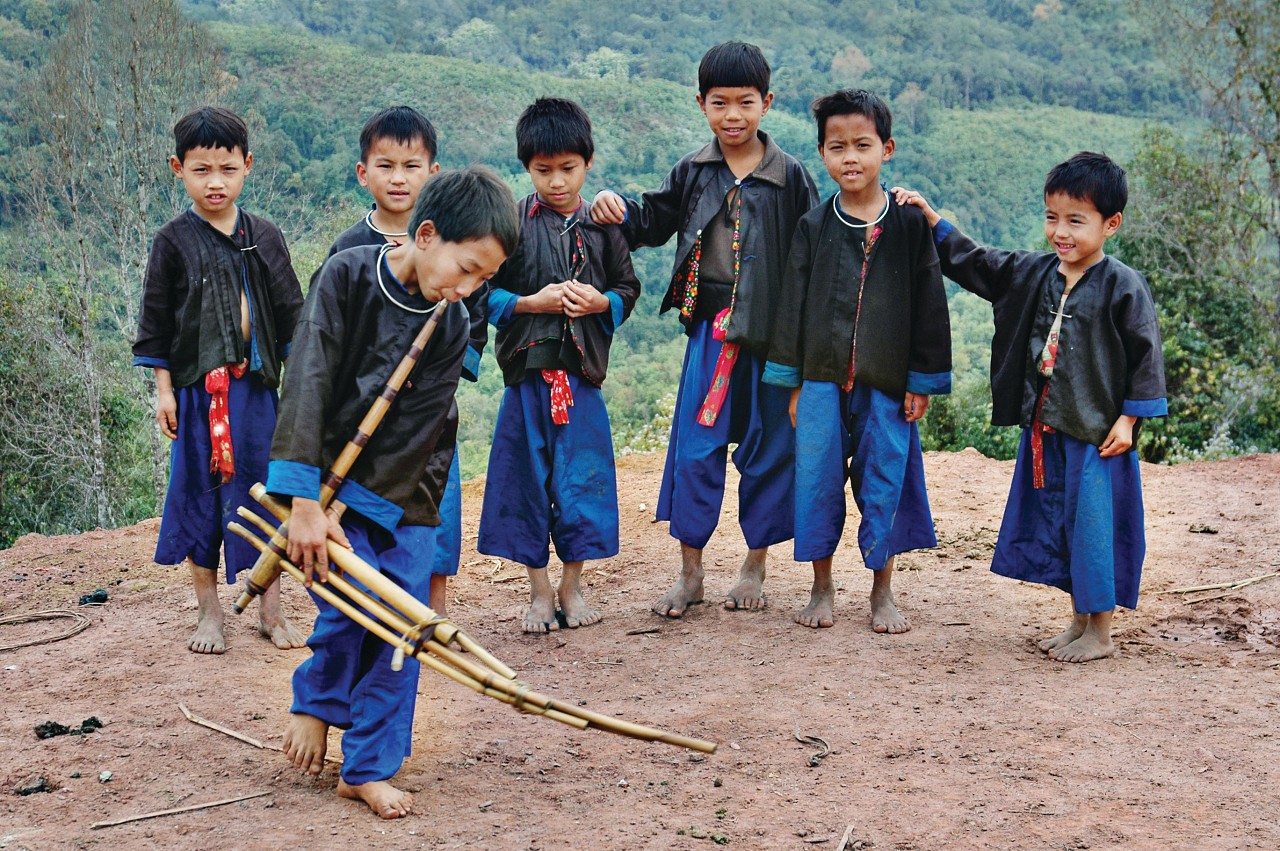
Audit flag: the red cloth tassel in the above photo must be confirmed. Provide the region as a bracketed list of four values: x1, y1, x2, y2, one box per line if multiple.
[696, 308, 737, 427]
[542, 369, 573, 425]
[206, 362, 247, 484]
[1030, 383, 1055, 489]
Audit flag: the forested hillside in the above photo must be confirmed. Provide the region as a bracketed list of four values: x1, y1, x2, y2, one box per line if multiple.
[0, 0, 1274, 548]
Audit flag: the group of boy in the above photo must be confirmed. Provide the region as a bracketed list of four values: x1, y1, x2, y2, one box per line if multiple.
[132, 39, 1166, 819]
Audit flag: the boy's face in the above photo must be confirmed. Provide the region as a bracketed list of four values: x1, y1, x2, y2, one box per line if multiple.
[1043, 192, 1122, 274]
[697, 86, 773, 151]
[411, 223, 507, 303]
[819, 113, 893, 200]
[170, 145, 252, 221]
[526, 152, 592, 215]
[357, 137, 439, 217]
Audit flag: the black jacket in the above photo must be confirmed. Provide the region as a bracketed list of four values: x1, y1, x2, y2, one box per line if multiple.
[618, 132, 818, 356]
[767, 196, 952, 399]
[936, 221, 1167, 446]
[271, 245, 467, 527]
[490, 196, 641, 387]
[133, 209, 302, 389]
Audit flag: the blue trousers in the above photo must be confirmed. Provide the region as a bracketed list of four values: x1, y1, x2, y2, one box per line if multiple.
[656, 319, 794, 550]
[155, 371, 278, 584]
[478, 372, 619, 568]
[794, 381, 937, 567]
[430, 450, 462, 576]
[291, 516, 435, 784]
[993, 428, 1145, 612]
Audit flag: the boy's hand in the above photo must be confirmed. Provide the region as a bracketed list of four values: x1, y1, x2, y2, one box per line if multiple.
[788, 387, 801, 428]
[891, 187, 942, 229]
[1099, 415, 1137, 457]
[517, 282, 566, 314]
[904, 392, 930, 423]
[155, 390, 178, 440]
[562, 280, 609, 317]
[287, 497, 340, 586]
[590, 190, 627, 225]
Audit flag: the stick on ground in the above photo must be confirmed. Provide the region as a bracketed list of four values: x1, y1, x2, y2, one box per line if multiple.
[179, 703, 341, 764]
[91, 791, 271, 829]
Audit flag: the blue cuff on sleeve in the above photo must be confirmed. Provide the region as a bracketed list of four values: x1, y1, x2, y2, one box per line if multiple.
[600, 291, 625, 336]
[906, 370, 952, 395]
[133, 355, 170, 369]
[1122, 397, 1168, 418]
[338, 479, 405, 533]
[933, 219, 954, 245]
[265, 460, 321, 502]
[762, 361, 802, 388]
[462, 346, 482, 382]
[487, 289, 519, 329]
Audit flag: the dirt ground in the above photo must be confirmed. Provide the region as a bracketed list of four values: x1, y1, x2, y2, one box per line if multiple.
[1, 449, 1277, 850]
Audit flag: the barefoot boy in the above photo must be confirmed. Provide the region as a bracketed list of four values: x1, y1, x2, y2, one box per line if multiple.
[317, 105, 484, 617]
[133, 106, 305, 654]
[477, 98, 641, 633]
[765, 89, 951, 631]
[895, 151, 1167, 662]
[592, 41, 817, 616]
[269, 167, 517, 817]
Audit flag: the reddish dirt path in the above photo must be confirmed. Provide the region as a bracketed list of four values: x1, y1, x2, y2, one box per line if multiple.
[2, 451, 1277, 849]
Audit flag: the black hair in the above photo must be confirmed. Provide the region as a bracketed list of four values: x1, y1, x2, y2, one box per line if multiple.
[408, 165, 519, 257]
[173, 106, 248, 161]
[359, 105, 438, 163]
[515, 98, 594, 167]
[810, 88, 892, 146]
[698, 41, 770, 97]
[1044, 152, 1128, 218]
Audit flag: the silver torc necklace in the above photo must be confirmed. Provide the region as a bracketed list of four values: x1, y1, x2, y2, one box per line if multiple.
[375, 243, 434, 314]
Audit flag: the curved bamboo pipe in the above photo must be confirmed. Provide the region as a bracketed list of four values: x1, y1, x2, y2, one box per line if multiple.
[234, 299, 450, 614]
[227, 519, 717, 752]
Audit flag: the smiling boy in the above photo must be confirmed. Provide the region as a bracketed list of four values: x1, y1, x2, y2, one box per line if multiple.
[894, 152, 1167, 662]
[764, 89, 951, 631]
[478, 97, 641, 632]
[133, 106, 304, 654]
[269, 166, 518, 817]
[592, 42, 818, 618]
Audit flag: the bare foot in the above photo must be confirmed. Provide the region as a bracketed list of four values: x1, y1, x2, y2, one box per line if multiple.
[724, 547, 767, 611]
[653, 544, 704, 618]
[1038, 616, 1086, 653]
[870, 562, 909, 634]
[523, 567, 559, 633]
[189, 560, 226, 654]
[338, 778, 414, 819]
[283, 713, 329, 776]
[557, 562, 602, 628]
[189, 612, 227, 654]
[256, 580, 307, 649]
[1049, 632, 1115, 663]
[795, 557, 835, 628]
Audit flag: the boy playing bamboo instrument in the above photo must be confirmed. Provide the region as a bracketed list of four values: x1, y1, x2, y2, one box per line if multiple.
[317, 105, 486, 617]
[133, 106, 305, 655]
[269, 167, 518, 818]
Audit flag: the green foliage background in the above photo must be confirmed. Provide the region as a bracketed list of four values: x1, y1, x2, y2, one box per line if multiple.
[0, 0, 1274, 547]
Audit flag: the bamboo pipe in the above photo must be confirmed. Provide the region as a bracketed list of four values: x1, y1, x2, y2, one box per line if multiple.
[227, 517, 717, 753]
[228, 523, 588, 730]
[234, 299, 451, 614]
[242, 489, 515, 680]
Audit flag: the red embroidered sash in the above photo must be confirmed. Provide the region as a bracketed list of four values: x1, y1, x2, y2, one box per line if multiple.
[843, 224, 883, 392]
[696, 308, 738, 426]
[542, 369, 573, 424]
[206, 362, 247, 484]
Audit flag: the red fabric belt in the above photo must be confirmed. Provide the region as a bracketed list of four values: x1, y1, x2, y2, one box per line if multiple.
[542, 369, 573, 424]
[206, 362, 247, 484]
[697, 308, 737, 427]
[1030, 382, 1055, 489]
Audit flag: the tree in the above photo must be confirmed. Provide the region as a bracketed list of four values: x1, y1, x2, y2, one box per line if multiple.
[4, 0, 220, 537]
